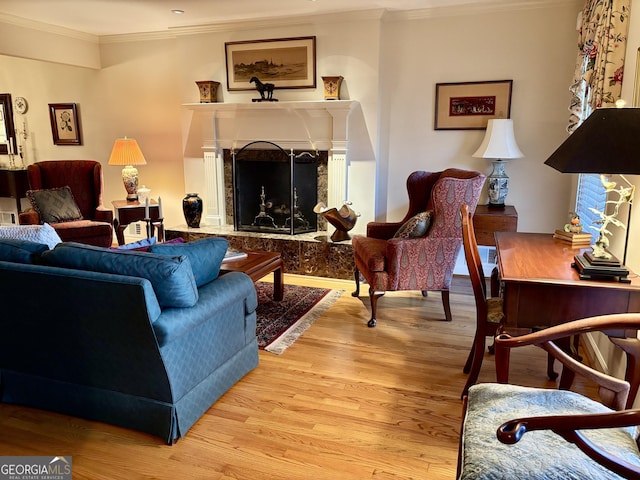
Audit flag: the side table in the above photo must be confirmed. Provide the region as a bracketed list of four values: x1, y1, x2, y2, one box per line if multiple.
[0, 168, 29, 215]
[112, 199, 164, 246]
[472, 205, 518, 246]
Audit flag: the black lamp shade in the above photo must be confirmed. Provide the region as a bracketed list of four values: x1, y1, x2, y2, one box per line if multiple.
[544, 108, 640, 174]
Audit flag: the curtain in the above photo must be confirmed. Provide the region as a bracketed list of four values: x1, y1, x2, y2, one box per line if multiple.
[568, 0, 631, 132]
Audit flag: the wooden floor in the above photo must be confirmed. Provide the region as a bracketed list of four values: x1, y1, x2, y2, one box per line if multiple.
[0, 274, 598, 479]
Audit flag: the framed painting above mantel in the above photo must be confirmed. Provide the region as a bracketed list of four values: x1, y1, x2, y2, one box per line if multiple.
[434, 80, 513, 130]
[225, 36, 316, 91]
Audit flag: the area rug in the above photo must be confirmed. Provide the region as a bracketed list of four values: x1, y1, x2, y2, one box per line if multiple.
[255, 282, 344, 354]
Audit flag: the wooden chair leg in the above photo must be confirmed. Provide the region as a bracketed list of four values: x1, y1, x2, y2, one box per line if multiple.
[463, 337, 476, 374]
[461, 333, 486, 399]
[352, 268, 360, 297]
[368, 287, 384, 328]
[441, 290, 452, 322]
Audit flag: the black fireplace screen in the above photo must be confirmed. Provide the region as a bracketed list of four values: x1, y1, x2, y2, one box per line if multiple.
[232, 141, 318, 235]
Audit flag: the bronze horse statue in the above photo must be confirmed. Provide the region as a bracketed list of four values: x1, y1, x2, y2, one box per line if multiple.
[249, 76, 277, 102]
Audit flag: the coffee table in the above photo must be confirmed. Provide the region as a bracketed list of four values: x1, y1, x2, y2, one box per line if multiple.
[220, 251, 284, 301]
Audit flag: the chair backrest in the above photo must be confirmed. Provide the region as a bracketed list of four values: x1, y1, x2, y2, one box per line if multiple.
[27, 160, 105, 219]
[461, 204, 488, 316]
[401, 168, 485, 224]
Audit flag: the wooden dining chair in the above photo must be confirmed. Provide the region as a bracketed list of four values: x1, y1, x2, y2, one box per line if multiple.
[460, 204, 506, 398]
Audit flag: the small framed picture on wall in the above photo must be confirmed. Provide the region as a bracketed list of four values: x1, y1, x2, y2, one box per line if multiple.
[49, 103, 82, 145]
[434, 80, 513, 130]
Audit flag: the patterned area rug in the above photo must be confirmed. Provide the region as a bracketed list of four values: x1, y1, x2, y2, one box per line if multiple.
[255, 282, 344, 354]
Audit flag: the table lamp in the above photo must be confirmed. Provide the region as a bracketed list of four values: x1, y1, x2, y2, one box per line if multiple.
[473, 119, 524, 207]
[108, 136, 147, 202]
[544, 107, 640, 281]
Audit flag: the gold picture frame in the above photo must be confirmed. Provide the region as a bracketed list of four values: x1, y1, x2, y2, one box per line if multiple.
[225, 36, 316, 91]
[49, 103, 82, 145]
[434, 80, 513, 130]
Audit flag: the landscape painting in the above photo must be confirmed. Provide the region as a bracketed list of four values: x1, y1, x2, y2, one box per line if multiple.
[225, 36, 316, 91]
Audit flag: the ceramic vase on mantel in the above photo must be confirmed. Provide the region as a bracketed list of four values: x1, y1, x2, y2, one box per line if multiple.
[183, 193, 203, 228]
[195, 81, 220, 103]
[321, 76, 343, 100]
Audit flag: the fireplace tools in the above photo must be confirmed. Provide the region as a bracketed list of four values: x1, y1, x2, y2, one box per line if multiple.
[252, 186, 278, 229]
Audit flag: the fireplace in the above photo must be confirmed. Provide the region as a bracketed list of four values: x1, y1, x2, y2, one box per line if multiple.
[223, 141, 328, 234]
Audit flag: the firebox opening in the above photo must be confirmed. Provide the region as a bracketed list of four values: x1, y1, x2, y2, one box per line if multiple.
[227, 141, 328, 235]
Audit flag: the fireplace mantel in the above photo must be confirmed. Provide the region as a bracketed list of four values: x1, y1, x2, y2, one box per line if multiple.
[182, 100, 357, 227]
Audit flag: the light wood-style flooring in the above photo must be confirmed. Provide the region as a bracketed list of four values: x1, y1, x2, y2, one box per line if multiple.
[0, 274, 597, 479]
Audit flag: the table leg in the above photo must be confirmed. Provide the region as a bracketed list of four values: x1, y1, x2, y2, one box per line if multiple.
[113, 219, 126, 246]
[273, 262, 284, 301]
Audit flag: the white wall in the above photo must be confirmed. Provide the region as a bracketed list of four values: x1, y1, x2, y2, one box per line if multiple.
[0, 1, 583, 236]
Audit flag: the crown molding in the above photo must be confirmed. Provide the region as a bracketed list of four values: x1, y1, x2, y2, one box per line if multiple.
[100, 9, 386, 44]
[0, 13, 98, 43]
[384, 0, 582, 21]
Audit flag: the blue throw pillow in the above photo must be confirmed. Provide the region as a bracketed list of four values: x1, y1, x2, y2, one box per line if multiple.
[0, 238, 49, 264]
[41, 242, 198, 308]
[149, 237, 228, 287]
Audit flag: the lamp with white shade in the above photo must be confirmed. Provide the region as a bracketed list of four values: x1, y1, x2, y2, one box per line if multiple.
[108, 137, 147, 202]
[473, 119, 524, 207]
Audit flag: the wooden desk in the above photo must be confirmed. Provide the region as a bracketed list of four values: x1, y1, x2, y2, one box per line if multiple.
[0, 168, 29, 214]
[495, 232, 640, 329]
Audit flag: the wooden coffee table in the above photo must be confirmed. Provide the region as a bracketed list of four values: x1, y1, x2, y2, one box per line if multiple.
[220, 251, 284, 301]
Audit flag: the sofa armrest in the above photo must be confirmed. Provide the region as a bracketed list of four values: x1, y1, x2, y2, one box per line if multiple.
[18, 209, 39, 225]
[95, 207, 114, 224]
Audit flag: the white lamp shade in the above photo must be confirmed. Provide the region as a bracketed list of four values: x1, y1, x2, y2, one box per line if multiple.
[473, 119, 524, 159]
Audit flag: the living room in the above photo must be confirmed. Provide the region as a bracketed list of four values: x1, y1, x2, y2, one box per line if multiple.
[1, 0, 640, 478]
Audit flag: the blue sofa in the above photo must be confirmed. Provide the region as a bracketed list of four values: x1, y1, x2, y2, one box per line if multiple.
[0, 237, 259, 444]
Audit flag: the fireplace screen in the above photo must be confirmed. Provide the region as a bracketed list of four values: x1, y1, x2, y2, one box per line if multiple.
[232, 141, 318, 235]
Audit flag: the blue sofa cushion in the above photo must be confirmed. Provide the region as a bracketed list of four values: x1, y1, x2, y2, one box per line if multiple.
[0, 238, 49, 264]
[0, 223, 62, 249]
[149, 237, 228, 287]
[41, 242, 198, 308]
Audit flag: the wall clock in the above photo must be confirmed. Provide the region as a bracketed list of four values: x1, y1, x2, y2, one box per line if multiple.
[14, 96, 28, 114]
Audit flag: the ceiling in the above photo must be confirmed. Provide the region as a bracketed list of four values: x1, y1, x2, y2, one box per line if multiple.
[0, 0, 501, 37]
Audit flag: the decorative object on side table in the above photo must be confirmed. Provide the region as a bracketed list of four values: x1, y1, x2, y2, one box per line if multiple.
[313, 201, 359, 242]
[108, 136, 147, 202]
[183, 193, 203, 228]
[137, 185, 150, 204]
[195, 81, 220, 103]
[473, 118, 524, 208]
[544, 107, 640, 282]
[322, 76, 343, 100]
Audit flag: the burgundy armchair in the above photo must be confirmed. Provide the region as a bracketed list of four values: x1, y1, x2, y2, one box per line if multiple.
[19, 160, 114, 247]
[352, 168, 485, 327]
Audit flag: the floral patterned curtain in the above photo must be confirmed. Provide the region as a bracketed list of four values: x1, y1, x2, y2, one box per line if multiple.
[568, 0, 631, 132]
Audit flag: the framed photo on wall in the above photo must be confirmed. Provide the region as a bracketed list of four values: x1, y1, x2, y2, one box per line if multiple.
[434, 80, 513, 130]
[225, 36, 316, 91]
[49, 103, 82, 145]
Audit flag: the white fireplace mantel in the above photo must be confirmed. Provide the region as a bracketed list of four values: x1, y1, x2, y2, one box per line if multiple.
[182, 100, 358, 226]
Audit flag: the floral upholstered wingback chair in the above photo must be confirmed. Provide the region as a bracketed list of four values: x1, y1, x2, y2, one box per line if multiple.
[352, 169, 485, 327]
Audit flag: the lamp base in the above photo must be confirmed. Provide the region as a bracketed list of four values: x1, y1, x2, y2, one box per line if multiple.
[488, 160, 509, 207]
[572, 253, 630, 283]
[121, 165, 139, 202]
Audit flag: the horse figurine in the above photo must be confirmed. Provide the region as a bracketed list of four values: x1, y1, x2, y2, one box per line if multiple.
[249, 76, 277, 102]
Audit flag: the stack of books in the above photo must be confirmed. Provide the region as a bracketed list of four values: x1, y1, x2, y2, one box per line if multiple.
[553, 229, 592, 247]
[223, 247, 248, 262]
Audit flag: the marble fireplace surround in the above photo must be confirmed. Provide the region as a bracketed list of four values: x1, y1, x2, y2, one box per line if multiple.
[180, 100, 359, 279]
